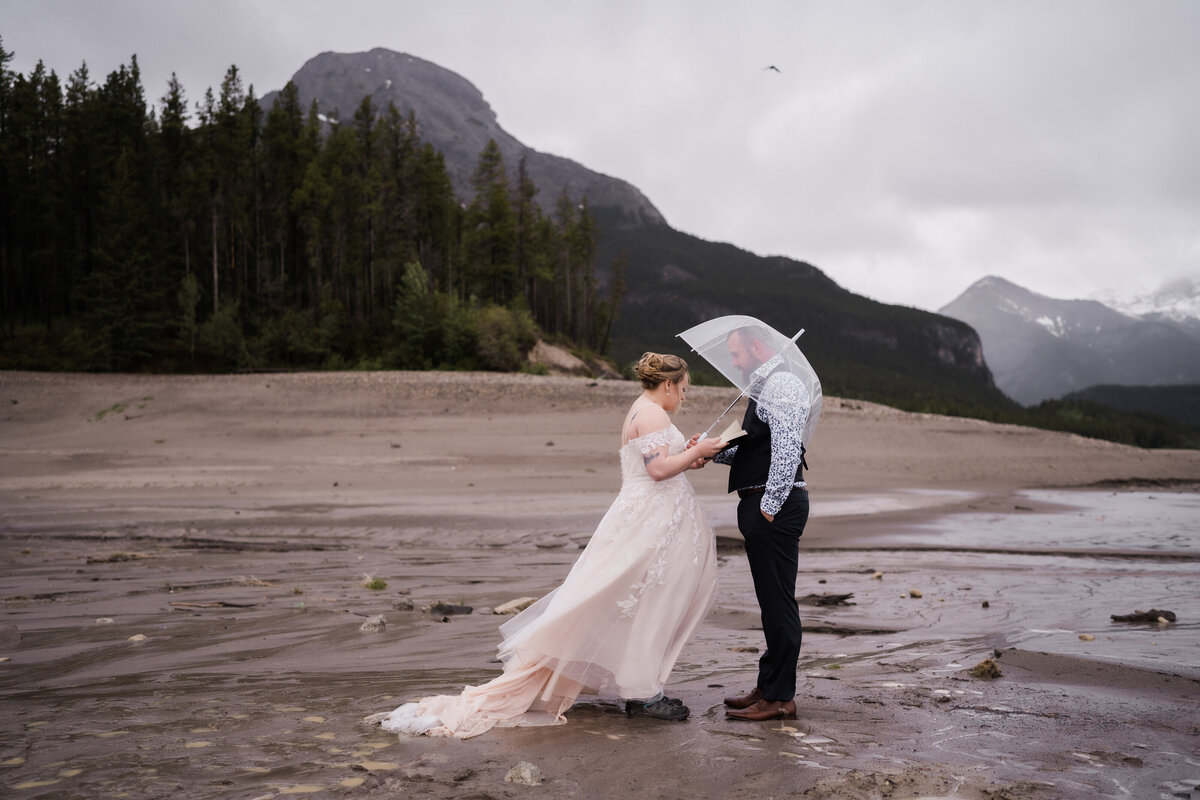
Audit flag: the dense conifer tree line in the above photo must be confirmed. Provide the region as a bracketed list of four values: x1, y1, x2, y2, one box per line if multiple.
[0, 41, 620, 371]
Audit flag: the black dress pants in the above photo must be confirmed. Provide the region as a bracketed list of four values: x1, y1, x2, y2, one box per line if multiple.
[737, 487, 809, 702]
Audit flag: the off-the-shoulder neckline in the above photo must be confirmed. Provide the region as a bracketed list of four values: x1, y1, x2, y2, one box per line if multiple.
[622, 423, 677, 448]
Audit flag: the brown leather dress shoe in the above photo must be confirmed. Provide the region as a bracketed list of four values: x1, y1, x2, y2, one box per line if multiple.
[723, 687, 763, 709]
[725, 699, 797, 721]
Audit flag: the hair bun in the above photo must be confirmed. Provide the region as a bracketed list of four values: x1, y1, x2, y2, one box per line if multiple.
[634, 352, 688, 389]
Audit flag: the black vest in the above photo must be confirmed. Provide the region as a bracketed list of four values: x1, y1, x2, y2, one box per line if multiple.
[727, 379, 806, 494]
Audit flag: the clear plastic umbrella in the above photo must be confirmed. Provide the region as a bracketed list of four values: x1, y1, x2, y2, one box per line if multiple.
[677, 315, 822, 448]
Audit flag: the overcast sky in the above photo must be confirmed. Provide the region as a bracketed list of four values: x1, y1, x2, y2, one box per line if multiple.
[4, 0, 1198, 311]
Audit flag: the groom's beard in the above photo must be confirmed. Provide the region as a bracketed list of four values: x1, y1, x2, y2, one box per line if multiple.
[740, 359, 763, 384]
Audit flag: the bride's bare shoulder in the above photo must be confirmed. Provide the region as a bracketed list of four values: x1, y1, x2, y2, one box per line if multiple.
[627, 402, 670, 440]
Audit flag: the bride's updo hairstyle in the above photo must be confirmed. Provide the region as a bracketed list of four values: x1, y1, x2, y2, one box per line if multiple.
[635, 352, 688, 389]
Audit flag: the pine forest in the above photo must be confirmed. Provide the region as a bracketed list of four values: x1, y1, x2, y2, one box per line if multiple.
[0, 43, 623, 373]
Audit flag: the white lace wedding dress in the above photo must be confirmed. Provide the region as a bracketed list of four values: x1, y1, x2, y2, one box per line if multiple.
[371, 423, 718, 739]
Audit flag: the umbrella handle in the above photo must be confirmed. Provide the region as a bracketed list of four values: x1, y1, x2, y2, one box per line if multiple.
[703, 388, 748, 437]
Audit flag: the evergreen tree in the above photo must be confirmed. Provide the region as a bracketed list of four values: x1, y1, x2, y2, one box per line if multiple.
[0, 37, 12, 336]
[598, 253, 627, 356]
[157, 73, 192, 282]
[390, 260, 438, 368]
[464, 139, 517, 303]
[60, 62, 99, 322]
[261, 81, 315, 311]
[243, 84, 264, 305]
[527, 211, 559, 335]
[74, 149, 164, 369]
[177, 271, 200, 364]
[372, 104, 418, 305]
[3, 60, 63, 327]
[318, 108, 365, 319]
[413, 141, 459, 296]
[214, 65, 254, 312]
[514, 154, 538, 295]
[352, 95, 383, 316]
[571, 196, 598, 346]
[552, 189, 576, 336]
[295, 99, 333, 307]
[193, 85, 219, 312]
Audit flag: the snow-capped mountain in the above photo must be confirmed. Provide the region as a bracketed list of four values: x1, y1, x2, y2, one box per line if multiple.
[1093, 277, 1200, 338]
[939, 276, 1200, 405]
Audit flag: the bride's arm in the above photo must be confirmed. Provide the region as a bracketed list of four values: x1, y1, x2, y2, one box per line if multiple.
[641, 440, 722, 481]
[630, 406, 723, 481]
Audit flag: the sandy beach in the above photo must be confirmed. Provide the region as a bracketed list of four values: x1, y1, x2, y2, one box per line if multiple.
[2, 370, 1198, 799]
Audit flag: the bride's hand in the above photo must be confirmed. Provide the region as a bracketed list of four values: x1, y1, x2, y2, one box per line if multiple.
[679, 435, 723, 472]
[693, 437, 724, 461]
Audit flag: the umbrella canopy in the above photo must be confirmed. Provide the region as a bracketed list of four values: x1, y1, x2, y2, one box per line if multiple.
[677, 315, 822, 448]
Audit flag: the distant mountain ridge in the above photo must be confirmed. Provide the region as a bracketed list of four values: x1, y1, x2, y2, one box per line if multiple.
[1093, 277, 1200, 338]
[260, 49, 663, 226]
[592, 211, 999, 408]
[939, 276, 1200, 405]
[264, 48, 1006, 409]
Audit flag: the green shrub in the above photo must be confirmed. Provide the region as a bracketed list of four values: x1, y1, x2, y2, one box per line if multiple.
[472, 305, 539, 372]
[198, 301, 249, 370]
[258, 308, 330, 366]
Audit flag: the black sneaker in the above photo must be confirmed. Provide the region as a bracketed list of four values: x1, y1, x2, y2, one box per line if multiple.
[625, 697, 690, 721]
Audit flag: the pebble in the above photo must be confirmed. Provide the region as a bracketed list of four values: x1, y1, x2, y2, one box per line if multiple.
[1079, 634, 1095, 641]
[505, 761, 543, 786]
[970, 658, 1003, 679]
[494, 597, 537, 615]
[359, 615, 386, 632]
[909, 589, 923, 598]
[425, 602, 473, 615]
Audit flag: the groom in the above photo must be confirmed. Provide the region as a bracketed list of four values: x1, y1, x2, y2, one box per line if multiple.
[711, 324, 811, 721]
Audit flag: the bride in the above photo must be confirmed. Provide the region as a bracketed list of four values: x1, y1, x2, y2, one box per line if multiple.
[370, 352, 727, 738]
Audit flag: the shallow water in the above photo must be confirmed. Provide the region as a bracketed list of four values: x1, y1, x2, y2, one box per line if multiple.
[891, 489, 1200, 555]
[698, 487, 979, 530]
[791, 489, 1200, 679]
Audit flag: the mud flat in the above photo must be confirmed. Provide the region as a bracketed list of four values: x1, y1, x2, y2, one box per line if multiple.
[1, 370, 1198, 799]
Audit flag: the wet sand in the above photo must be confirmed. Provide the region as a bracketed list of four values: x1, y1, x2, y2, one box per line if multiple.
[2, 370, 1199, 799]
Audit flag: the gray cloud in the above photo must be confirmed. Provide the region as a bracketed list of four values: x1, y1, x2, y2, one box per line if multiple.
[4, 0, 1196, 310]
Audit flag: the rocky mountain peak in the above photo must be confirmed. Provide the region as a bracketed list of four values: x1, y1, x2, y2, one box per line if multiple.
[261, 48, 664, 225]
[941, 276, 1200, 405]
